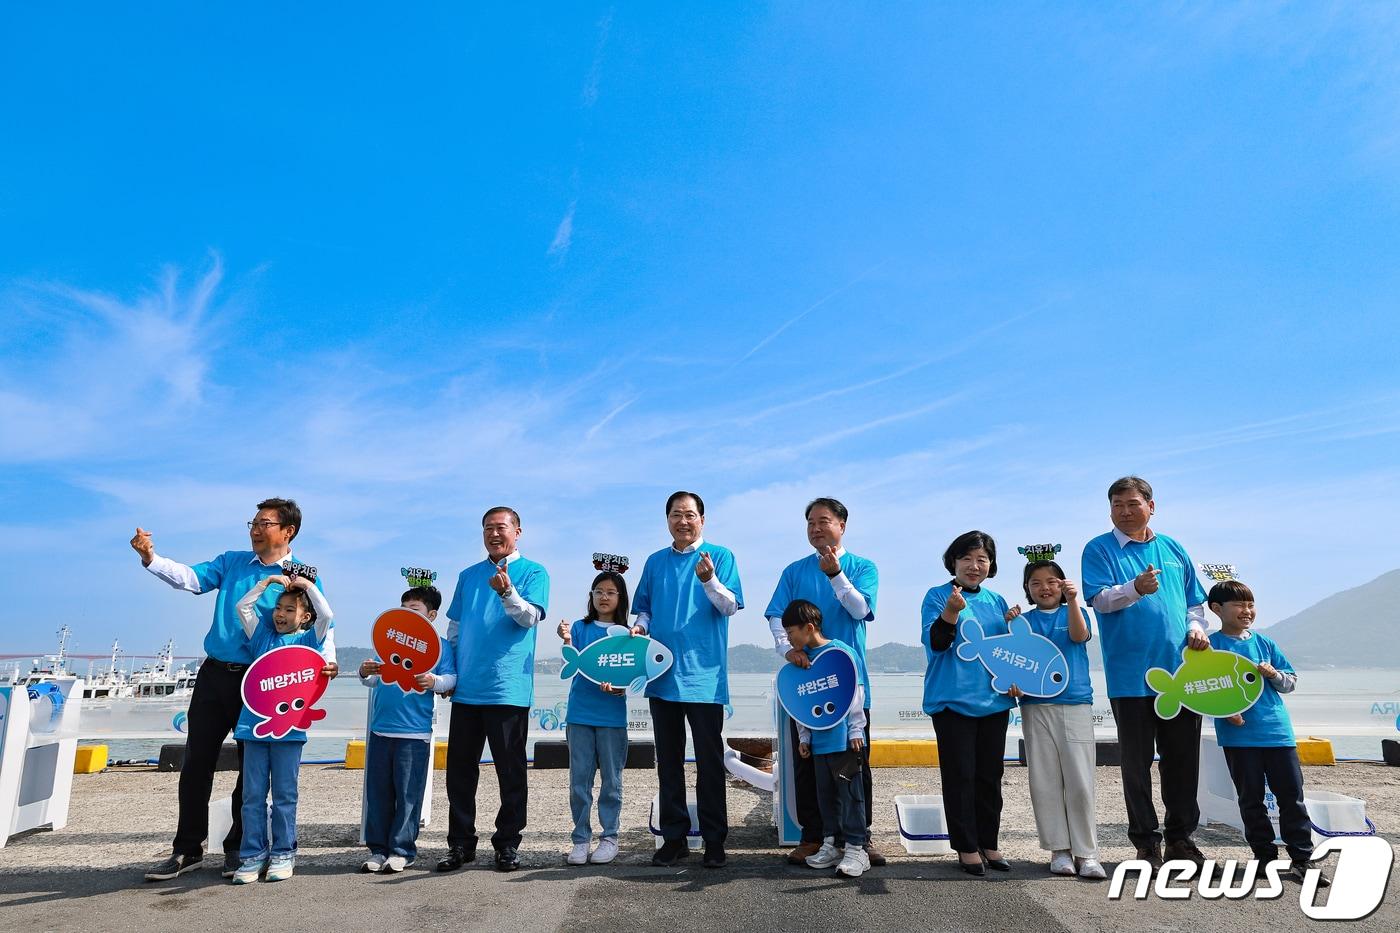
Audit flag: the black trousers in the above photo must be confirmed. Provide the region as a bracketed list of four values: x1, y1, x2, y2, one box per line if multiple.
[790, 710, 874, 844]
[650, 698, 727, 846]
[174, 660, 247, 858]
[445, 703, 529, 851]
[931, 709, 1009, 854]
[1111, 696, 1202, 849]
[1224, 746, 1313, 862]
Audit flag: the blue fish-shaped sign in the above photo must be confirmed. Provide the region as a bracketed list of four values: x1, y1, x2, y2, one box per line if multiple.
[776, 645, 859, 731]
[560, 626, 674, 696]
[955, 616, 1069, 698]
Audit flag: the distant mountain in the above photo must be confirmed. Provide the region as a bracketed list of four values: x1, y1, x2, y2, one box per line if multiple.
[1262, 569, 1400, 669]
[728, 643, 782, 673]
[866, 641, 925, 673]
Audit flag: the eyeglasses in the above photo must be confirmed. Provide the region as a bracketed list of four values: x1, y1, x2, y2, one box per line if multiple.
[247, 520, 284, 530]
[591, 589, 620, 599]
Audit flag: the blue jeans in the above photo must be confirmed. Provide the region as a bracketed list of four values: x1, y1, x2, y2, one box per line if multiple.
[239, 740, 302, 860]
[567, 723, 627, 844]
[364, 734, 431, 859]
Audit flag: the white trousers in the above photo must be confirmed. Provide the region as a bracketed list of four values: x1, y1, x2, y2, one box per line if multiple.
[1021, 702, 1098, 858]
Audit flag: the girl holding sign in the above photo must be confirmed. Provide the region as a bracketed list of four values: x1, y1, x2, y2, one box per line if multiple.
[556, 570, 631, 866]
[1014, 561, 1105, 880]
[230, 574, 333, 884]
[920, 531, 1015, 876]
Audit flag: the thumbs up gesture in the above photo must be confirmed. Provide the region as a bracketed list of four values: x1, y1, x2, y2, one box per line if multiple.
[1133, 564, 1162, 596]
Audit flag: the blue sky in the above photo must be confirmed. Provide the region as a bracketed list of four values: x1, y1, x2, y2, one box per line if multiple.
[3, 4, 1399, 665]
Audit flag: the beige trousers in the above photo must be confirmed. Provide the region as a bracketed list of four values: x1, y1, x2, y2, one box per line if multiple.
[1021, 702, 1098, 858]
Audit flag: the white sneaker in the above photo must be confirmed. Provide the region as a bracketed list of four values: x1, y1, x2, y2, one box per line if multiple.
[567, 842, 590, 865]
[1077, 858, 1107, 880]
[264, 855, 294, 882]
[361, 854, 386, 873]
[1050, 850, 1076, 876]
[836, 845, 871, 878]
[590, 838, 618, 864]
[384, 855, 409, 873]
[805, 838, 842, 869]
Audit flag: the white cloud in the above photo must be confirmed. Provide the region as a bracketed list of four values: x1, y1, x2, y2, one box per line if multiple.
[547, 202, 576, 258]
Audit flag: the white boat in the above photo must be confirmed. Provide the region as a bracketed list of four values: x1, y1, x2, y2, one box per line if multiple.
[125, 640, 196, 699]
[3, 628, 196, 700]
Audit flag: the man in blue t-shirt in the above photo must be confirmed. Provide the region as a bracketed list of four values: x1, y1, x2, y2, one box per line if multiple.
[131, 497, 338, 882]
[1081, 476, 1209, 869]
[633, 490, 744, 869]
[437, 506, 549, 874]
[763, 497, 881, 867]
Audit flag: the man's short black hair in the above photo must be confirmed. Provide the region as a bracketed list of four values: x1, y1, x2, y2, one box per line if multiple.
[781, 598, 823, 632]
[804, 497, 849, 522]
[402, 586, 442, 612]
[482, 507, 521, 528]
[1108, 476, 1153, 501]
[665, 490, 705, 517]
[943, 530, 998, 578]
[257, 498, 302, 540]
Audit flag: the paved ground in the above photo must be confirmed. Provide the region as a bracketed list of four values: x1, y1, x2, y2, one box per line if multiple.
[2, 760, 1397, 931]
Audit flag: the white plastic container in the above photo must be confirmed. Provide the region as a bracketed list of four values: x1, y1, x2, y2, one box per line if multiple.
[894, 794, 953, 855]
[648, 793, 703, 850]
[1295, 790, 1375, 846]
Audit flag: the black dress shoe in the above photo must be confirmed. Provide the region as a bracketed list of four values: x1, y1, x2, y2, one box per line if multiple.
[1135, 844, 1164, 870]
[437, 846, 475, 872]
[494, 847, 521, 872]
[958, 857, 986, 877]
[702, 844, 726, 868]
[652, 839, 690, 867]
[979, 850, 1012, 872]
[144, 851, 202, 882]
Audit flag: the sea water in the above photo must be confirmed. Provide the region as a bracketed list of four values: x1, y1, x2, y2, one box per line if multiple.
[80, 668, 1400, 763]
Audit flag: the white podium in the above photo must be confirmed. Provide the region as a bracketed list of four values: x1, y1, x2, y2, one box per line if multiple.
[0, 678, 84, 848]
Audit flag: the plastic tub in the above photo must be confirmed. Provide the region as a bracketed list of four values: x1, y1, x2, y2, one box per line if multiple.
[648, 793, 703, 850]
[894, 794, 953, 855]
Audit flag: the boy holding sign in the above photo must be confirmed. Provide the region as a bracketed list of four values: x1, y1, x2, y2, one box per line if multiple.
[231, 573, 334, 884]
[782, 599, 870, 879]
[357, 582, 457, 873]
[1206, 580, 1329, 887]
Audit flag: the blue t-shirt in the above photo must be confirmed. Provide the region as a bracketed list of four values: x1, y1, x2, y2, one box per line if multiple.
[1019, 605, 1095, 706]
[764, 550, 878, 703]
[564, 620, 629, 728]
[190, 550, 328, 664]
[634, 542, 744, 705]
[1208, 630, 1297, 748]
[805, 640, 860, 756]
[1081, 531, 1207, 699]
[234, 621, 327, 743]
[368, 637, 457, 737]
[920, 582, 1017, 718]
[446, 556, 550, 708]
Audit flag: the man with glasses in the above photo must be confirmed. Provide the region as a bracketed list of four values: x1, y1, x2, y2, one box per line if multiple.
[632, 491, 744, 868]
[437, 507, 549, 874]
[764, 497, 882, 866]
[130, 497, 337, 881]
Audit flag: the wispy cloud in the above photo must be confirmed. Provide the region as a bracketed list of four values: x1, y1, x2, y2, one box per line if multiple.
[733, 258, 891, 366]
[548, 201, 576, 258]
[585, 395, 636, 442]
[581, 8, 614, 108]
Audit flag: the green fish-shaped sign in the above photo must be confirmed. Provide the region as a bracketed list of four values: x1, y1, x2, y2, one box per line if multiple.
[1145, 646, 1264, 719]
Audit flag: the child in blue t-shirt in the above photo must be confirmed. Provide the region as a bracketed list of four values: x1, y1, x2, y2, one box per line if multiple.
[556, 571, 631, 866]
[1207, 580, 1329, 887]
[785, 599, 869, 879]
[231, 574, 333, 884]
[357, 586, 457, 873]
[1012, 560, 1104, 880]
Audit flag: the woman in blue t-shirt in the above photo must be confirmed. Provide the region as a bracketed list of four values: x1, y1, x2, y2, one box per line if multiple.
[556, 570, 631, 866]
[921, 530, 1015, 876]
